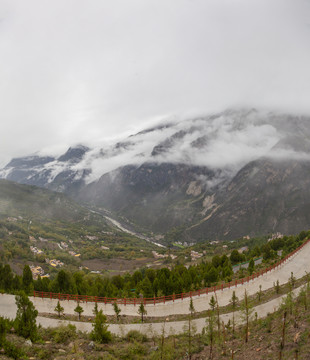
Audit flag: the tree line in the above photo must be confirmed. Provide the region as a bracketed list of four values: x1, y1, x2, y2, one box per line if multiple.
[0, 230, 307, 299]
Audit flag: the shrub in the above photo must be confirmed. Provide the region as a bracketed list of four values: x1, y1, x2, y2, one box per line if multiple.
[52, 324, 77, 343]
[127, 341, 148, 357]
[126, 330, 148, 343]
[3, 340, 26, 360]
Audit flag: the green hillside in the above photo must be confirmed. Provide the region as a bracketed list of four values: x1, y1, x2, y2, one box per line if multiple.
[0, 179, 158, 276]
[0, 179, 89, 222]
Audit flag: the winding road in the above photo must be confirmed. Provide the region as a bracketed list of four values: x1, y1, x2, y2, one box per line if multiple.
[1, 240, 309, 336]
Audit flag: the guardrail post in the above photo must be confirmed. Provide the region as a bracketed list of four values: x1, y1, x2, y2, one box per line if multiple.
[134, 298, 136, 306]
[173, 294, 175, 302]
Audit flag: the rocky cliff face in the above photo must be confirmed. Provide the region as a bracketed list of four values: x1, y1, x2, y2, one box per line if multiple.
[2, 109, 310, 241]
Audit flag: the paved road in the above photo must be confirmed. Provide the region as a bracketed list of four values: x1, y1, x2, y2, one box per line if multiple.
[0, 241, 309, 336]
[0, 285, 303, 336]
[27, 240, 310, 318]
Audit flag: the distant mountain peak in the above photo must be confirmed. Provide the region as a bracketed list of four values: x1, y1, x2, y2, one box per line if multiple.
[57, 145, 90, 163]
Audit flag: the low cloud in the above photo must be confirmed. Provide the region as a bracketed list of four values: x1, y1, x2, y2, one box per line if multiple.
[67, 109, 309, 184]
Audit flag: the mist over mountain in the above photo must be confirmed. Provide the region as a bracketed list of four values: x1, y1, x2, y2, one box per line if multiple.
[1, 109, 310, 242]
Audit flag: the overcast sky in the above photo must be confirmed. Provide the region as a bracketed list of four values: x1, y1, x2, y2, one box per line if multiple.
[1, 0, 310, 166]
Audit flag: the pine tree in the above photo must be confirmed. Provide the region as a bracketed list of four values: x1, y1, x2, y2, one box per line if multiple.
[299, 286, 307, 310]
[282, 288, 294, 315]
[209, 295, 216, 312]
[230, 290, 238, 336]
[274, 279, 280, 294]
[22, 265, 33, 294]
[214, 292, 220, 338]
[74, 302, 84, 321]
[15, 291, 38, 341]
[290, 272, 296, 288]
[279, 311, 287, 360]
[189, 298, 195, 317]
[206, 310, 215, 359]
[248, 258, 255, 275]
[54, 300, 64, 318]
[188, 298, 195, 360]
[138, 302, 147, 323]
[90, 310, 111, 343]
[113, 302, 121, 321]
[257, 284, 263, 302]
[240, 289, 253, 343]
[93, 302, 98, 316]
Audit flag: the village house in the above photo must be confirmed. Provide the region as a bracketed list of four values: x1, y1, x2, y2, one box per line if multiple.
[86, 235, 98, 240]
[238, 246, 249, 254]
[191, 250, 203, 261]
[60, 241, 68, 248]
[30, 265, 45, 280]
[46, 259, 64, 267]
[268, 232, 284, 242]
[30, 246, 43, 255]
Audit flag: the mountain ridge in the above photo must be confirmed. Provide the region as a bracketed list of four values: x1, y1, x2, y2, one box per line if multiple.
[2, 109, 310, 242]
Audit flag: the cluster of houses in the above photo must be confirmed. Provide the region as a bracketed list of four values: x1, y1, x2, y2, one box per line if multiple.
[152, 251, 177, 260]
[210, 240, 220, 245]
[85, 235, 98, 240]
[174, 241, 195, 247]
[7, 217, 18, 222]
[69, 251, 80, 257]
[190, 250, 204, 261]
[30, 265, 49, 280]
[57, 241, 69, 250]
[45, 258, 64, 267]
[268, 232, 284, 242]
[30, 246, 43, 255]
